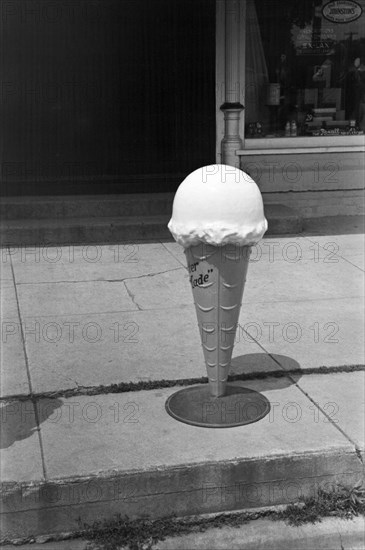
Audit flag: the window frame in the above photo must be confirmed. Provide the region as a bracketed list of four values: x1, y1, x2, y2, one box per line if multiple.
[216, 0, 365, 159]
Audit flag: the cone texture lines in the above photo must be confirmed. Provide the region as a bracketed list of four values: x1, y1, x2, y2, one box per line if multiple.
[185, 243, 251, 397]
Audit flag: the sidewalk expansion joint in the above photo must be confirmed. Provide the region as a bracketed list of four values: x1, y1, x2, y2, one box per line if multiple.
[160, 241, 187, 269]
[240, 326, 365, 452]
[292, 382, 363, 451]
[305, 236, 365, 273]
[8, 247, 48, 480]
[1, 365, 364, 402]
[273, 351, 364, 453]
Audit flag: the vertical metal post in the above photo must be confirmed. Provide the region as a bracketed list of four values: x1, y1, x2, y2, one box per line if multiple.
[220, 0, 244, 167]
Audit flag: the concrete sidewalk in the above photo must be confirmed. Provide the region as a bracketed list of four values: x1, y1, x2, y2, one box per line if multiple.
[0, 216, 364, 544]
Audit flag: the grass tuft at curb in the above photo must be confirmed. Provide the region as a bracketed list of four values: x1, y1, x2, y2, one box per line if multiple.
[80, 483, 365, 550]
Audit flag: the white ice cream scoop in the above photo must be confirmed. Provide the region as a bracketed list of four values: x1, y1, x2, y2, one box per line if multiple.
[168, 164, 268, 248]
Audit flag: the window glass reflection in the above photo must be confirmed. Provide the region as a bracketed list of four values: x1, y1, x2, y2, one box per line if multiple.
[245, 0, 365, 138]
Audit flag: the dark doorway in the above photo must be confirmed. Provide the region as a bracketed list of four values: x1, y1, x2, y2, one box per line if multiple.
[1, 0, 216, 195]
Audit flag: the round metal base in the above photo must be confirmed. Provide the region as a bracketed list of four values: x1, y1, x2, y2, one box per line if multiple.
[165, 384, 270, 428]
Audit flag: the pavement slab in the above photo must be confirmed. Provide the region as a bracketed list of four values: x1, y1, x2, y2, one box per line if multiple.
[160, 241, 187, 266]
[9, 243, 182, 284]
[1, 221, 364, 542]
[245, 256, 363, 304]
[304, 234, 365, 271]
[19, 309, 201, 393]
[4, 237, 363, 395]
[123, 267, 191, 310]
[118, 253, 364, 310]
[237, 298, 364, 371]
[102, 241, 363, 315]
[162, 232, 364, 269]
[1, 376, 362, 538]
[340, 254, 365, 270]
[2, 242, 363, 395]
[1, 279, 20, 321]
[38, 377, 357, 478]
[0, 398, 44, 482]
[16, 280, 138, 317]
[0, 258, 14, 282]
[0, 280, 30, 398]
[39, 378, 356, 479]
[20, 309, 279, 395]
[245, 235, 348, 265]
[295, 371, 365, 450]
[129, 241, 364, 308]
[1, 338, 30, 398]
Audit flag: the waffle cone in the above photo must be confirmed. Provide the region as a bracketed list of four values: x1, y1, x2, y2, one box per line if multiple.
[185, 243, 251, 397]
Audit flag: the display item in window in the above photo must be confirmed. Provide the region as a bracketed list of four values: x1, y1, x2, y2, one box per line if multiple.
[276, 53, 291, 94]
[345, 57, 365, 125]
[247, 0, 365, 140]
[246, 121, 264, 138]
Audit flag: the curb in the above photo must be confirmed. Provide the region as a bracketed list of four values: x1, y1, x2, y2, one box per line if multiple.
[1, 448, 363, 542]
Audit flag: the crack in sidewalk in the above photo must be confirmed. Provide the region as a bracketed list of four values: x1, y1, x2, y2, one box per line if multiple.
[123, 280, 143, 310]
[14, 266, 185, 285]
[106, 265, 185, 282]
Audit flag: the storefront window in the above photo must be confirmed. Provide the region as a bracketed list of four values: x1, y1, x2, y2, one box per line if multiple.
[245, 0, 365, 139]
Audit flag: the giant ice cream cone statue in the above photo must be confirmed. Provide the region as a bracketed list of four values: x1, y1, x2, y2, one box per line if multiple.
[185, 243, 251, 397]
[166, 164, 269, 426]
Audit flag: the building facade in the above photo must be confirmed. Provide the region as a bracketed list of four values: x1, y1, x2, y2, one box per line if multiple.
[2, 0, 365, 217]
[217, 0, 365, 217]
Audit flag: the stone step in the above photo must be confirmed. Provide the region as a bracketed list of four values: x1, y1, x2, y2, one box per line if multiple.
[0, 215, 172, 246]
[0, 205, 303, 246]
[0, 193, 174, 220]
